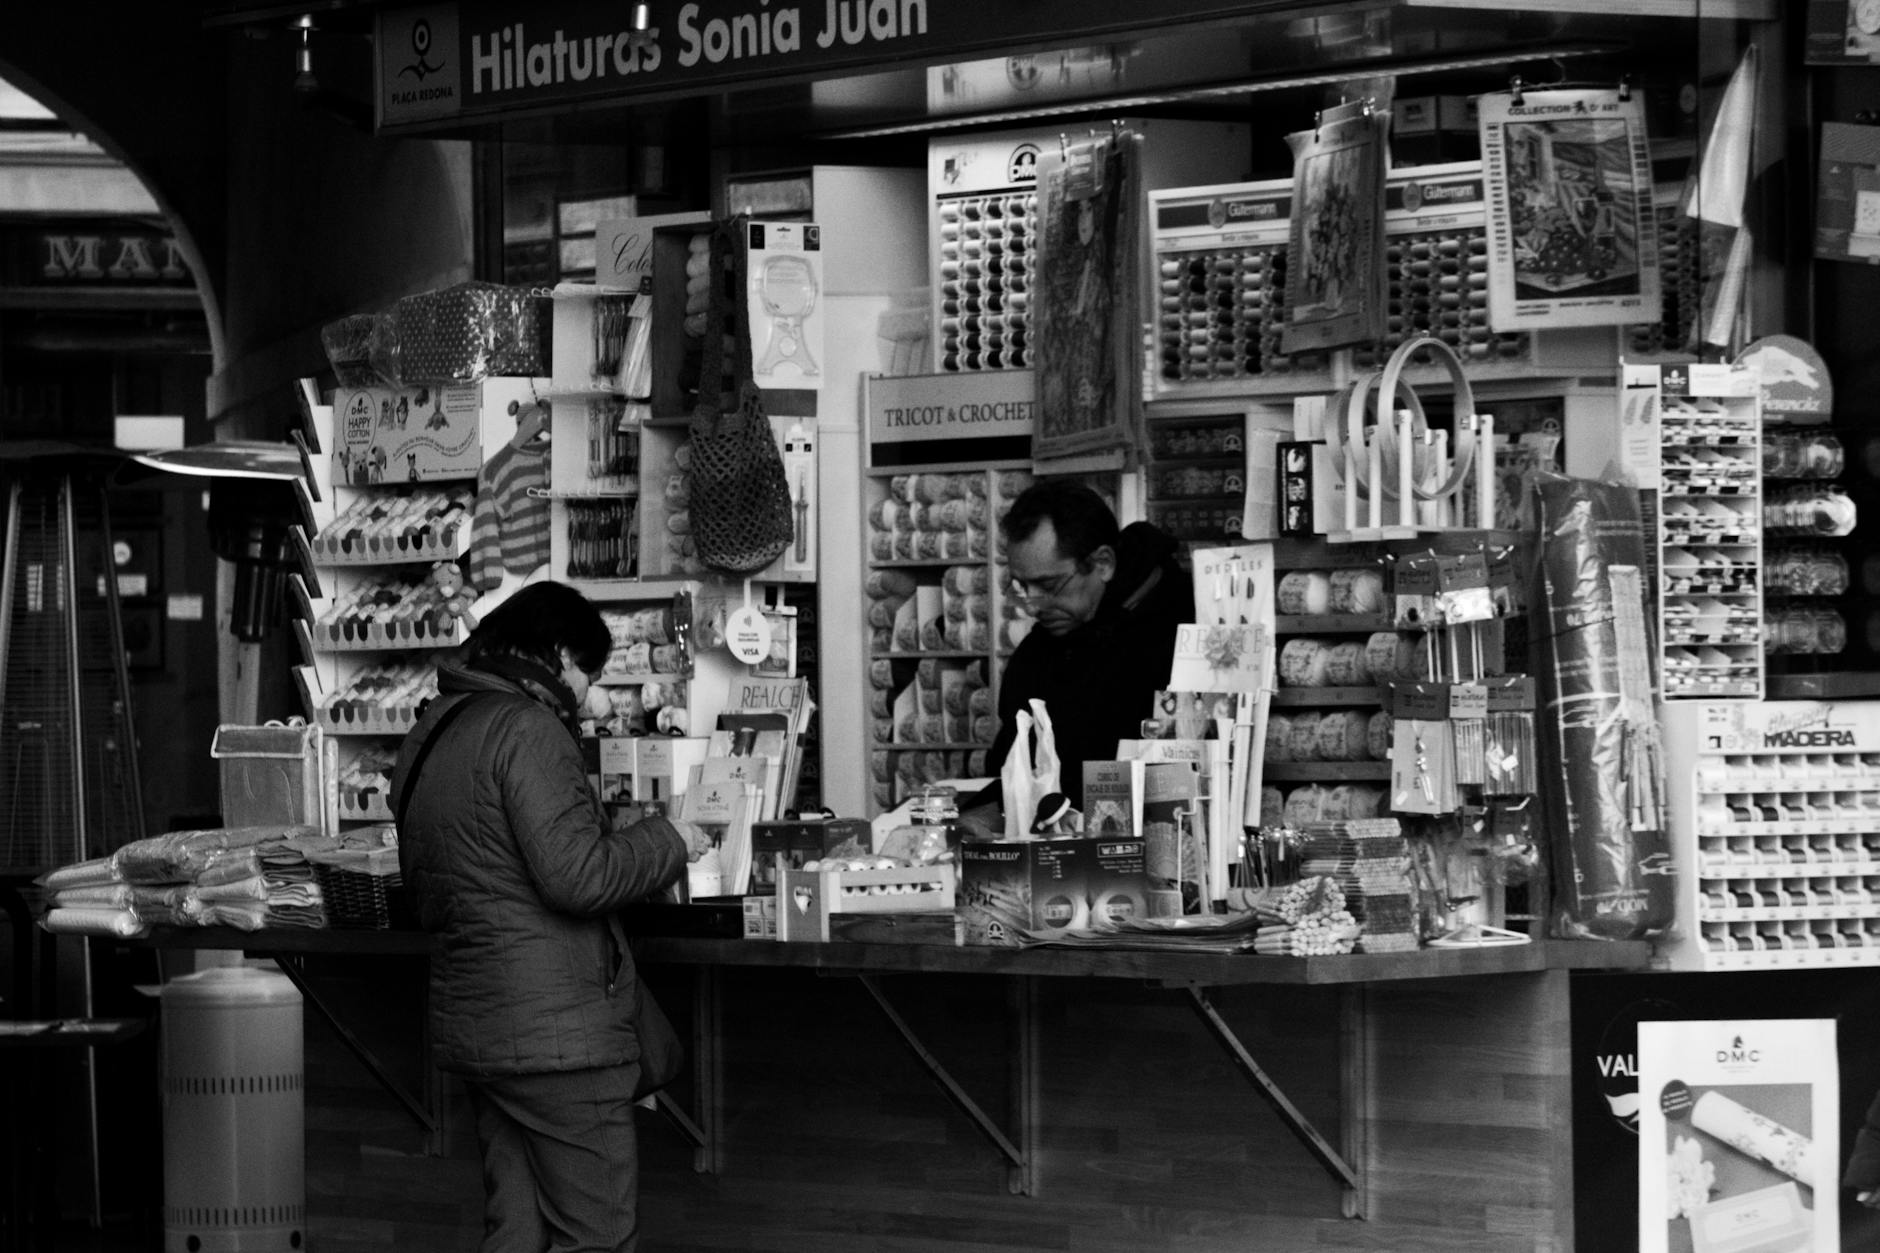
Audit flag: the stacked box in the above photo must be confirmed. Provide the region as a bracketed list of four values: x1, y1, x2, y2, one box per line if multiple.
[1298, 819, 1420, 954]
[958, 836, 1149, 947]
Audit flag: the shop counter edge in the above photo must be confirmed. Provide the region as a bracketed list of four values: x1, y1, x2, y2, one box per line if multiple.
[124, 929, 1653, 984]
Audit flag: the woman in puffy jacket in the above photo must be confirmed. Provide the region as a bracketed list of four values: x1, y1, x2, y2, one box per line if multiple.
[391, 580, 712, 1252]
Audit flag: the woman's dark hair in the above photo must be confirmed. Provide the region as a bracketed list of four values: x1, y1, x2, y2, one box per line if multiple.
[999, 480, 1119, 564]
[464, 581, 611, 675]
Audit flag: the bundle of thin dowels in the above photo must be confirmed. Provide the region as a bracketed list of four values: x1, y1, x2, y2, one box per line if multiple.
[1247, 875, 1361, 957]
[1252, 909, 1361, 956]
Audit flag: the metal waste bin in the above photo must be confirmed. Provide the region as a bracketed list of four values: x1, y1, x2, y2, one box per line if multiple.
[160, 964, 305, 1252]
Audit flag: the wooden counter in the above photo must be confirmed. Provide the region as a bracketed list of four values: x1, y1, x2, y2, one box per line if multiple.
[132, 926, 1653, 1250]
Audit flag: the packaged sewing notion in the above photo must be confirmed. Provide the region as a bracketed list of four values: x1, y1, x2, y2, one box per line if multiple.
[1637, 1017, 1837, 1253]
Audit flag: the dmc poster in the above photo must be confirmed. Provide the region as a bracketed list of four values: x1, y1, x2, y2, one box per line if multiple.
[1279, 104, 1386, 354]
[1479, 87, 1661, 330]
[1637, 1018, 1838, 1253]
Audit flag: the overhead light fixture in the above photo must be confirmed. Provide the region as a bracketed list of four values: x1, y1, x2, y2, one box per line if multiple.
[292, 14, 318, 95]
[626, 2, 656, 52]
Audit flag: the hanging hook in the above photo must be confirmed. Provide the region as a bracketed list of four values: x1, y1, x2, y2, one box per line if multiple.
[1313, 108, 1324, 141]
[1617, 74, 1633, 102]
[1058, 132, 1069, 162]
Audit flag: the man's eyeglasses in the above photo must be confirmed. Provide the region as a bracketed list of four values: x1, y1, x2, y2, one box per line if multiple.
[1007, 569, 1080, 602]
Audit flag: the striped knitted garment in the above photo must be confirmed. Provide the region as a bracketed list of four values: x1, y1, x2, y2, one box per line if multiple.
[467, 440, 550, 591]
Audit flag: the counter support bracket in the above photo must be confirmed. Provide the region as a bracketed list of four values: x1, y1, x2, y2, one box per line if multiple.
[677, 963, 722, 1174]
[854, 972, 1033, 1194]
[1184, 986, 1361, 1210]
[269, 955, 440, 1152]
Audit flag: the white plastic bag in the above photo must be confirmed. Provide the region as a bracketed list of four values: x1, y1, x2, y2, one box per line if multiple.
[1001, 699, 1064, 839]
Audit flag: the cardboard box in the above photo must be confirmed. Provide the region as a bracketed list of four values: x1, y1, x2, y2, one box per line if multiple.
[742, 894, 779, 940]
[777, 863, 959, 942]
[957, 837, 1149, 947]
[332, 381, 496, 484]
[750, 820, 839, 889]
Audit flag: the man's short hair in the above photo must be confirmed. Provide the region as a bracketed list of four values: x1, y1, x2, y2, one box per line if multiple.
[999, 480, 1119, 563]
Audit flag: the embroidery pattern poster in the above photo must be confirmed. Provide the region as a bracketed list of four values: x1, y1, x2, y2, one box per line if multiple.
[1479, 87, 1660, 330]
[1280, 105, 1386, 354]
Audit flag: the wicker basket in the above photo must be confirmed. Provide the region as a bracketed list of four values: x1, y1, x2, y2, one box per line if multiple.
[312, 859, 413, 931]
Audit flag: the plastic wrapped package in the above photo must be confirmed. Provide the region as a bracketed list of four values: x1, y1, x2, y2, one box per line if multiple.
[367, 281, 549, 387]
[1533, 473, 1673, 940]
[321, 314, 383, 388]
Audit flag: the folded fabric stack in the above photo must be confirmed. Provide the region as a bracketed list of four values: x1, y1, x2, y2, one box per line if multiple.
[1298, 819, 1421, 954]
[39, 824, 329, 936]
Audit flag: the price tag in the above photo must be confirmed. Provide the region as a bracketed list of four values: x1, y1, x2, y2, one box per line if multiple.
[1449, 682, 1488, 720]
[726, 605, 772, 665]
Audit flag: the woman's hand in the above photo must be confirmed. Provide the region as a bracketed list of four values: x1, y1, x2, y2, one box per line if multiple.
[668, 818, 716, 861]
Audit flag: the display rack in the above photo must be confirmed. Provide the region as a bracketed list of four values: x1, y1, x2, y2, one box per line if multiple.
[1660, 699, 1880, 971]
[1263, 540, 1396, 826]
[1142, 405, 1253, 545]
[928, 121, 1248, 377]
[1619, 362, 1766, 701]
[861, 462, 1030, 813]
[292, 379, 541, 829]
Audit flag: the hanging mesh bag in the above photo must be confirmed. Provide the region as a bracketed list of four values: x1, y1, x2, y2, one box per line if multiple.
[687, 219, 795, 575]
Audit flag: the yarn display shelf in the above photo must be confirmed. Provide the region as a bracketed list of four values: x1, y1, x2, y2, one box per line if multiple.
[1262, 762, 1392, 782]
[312, 616, 463, 652]
[880, 650, 987, 661]
[312, 523, 467, 566]
[339, 793, 393, 822]
[596, 671, 685, 686]
[315, 702, 425, 737]
[1274, 614, 1394, 634]
[1270, 686, 1383, 708]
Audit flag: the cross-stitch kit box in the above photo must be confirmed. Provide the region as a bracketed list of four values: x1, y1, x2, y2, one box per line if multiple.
[957, 837, 1149, 947]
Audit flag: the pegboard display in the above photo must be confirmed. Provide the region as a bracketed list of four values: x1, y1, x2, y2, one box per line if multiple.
[935, 190, 1035, 373]
[1149, 178, 1326, 394]
[1624, 185, 1704, 360]
[1354, 161, 1528, 371]
[931, 121, 1249, 379]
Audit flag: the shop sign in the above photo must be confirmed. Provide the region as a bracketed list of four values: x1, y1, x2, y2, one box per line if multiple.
[14, 228, 193, 287]
[865, 369, 1033, 448]
[375, 0, 1260, 131]
[1735, 334, 1833, 425]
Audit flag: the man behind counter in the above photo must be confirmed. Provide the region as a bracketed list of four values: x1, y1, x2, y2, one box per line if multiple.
[967, 480, 1194, 822]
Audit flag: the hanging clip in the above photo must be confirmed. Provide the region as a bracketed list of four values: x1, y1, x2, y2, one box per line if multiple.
[1617, 75, 1633, 103]
[1508, 76, 1525, 107]
[1058, 132, 1070, 162]
[1313, 108, 1324, 141]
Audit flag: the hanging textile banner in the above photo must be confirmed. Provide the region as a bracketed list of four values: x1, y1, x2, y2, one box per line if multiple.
[1031, 128, 1144, 461]
[1279, 100, 1387, 355]
[1477, 86, 1661, 331]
